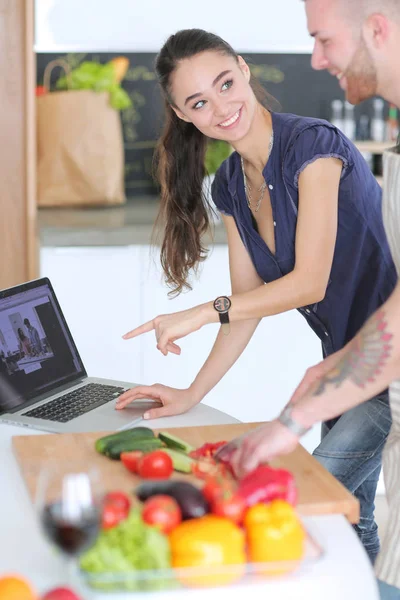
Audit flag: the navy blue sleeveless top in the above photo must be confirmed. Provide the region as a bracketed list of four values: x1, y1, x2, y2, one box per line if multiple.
[211, 112, 397, 356]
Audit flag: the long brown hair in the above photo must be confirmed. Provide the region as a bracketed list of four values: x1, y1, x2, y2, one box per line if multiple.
[154, 29, 271, 295]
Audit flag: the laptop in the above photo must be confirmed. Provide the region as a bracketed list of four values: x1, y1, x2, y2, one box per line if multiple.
[0, 277, 154, 433]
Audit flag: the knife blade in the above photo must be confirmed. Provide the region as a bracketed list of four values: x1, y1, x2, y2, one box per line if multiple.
[213, 425, 264, 463]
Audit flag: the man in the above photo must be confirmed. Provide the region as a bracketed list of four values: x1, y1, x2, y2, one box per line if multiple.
[231, 1, 400, 597]
[23, 318, 42, 356]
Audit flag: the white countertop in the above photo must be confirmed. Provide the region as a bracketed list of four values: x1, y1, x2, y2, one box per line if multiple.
[0, 404, 379, 600]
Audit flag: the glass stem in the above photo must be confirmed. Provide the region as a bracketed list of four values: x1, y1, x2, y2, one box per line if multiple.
[66, 556, 77, 590]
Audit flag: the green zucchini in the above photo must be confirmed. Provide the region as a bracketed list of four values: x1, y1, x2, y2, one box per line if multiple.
[161, 448, 195, 473]
[105, 437, 164, 460]
[158, 431, 194, 454]
[95, 426, 155, 454]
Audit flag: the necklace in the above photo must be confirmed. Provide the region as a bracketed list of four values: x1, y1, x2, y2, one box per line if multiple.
[241, 131, 274, 213]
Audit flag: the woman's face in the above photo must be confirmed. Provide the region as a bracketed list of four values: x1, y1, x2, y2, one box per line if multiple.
[170, 51, 257, 143]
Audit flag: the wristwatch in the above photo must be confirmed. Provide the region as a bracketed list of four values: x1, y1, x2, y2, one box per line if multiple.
[277, 404, 310, 437]
[213, 295, 231, 335]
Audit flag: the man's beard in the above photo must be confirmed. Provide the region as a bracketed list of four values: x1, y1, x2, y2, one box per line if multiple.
[344, 38, 378, 104]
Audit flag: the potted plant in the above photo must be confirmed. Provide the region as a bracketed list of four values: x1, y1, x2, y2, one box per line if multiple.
[203, 140, 232, 222]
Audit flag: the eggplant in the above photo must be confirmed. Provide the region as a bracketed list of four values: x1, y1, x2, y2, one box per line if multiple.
[136, 481, 209, 520]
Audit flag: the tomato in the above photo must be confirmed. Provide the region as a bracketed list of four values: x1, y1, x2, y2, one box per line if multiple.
[121, 451, 143, 474]
[212, 492, 246, 525]
[35, 85, 48, 96]
[142, 495, 182, 534]
[102, 490, 130, 529]
[202, 477, 234, 504]
[104, 491, 131, 513]
[137, 450, 173, 479]
[191, 459, 232, 481]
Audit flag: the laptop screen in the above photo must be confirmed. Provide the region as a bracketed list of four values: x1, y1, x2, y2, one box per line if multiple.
[0, 278, 86, 413]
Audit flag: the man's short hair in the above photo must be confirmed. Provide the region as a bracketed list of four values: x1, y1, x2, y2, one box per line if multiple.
[23, 318, 30, 325]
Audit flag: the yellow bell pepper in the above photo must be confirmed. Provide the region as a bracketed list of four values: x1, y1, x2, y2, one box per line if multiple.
[244, 500, 305, 573]
[169, 515, 246, 587]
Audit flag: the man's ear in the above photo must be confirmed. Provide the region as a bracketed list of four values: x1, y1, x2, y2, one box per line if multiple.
[364, 13, 390, 48]
[171, 105, 191, 123]
[237, 55, 251, 82]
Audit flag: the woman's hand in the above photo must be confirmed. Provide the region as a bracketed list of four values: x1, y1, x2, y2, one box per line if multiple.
[230, 421, 299, 479]
[115, 384, 200, 419]
[123, 303, 216, 356]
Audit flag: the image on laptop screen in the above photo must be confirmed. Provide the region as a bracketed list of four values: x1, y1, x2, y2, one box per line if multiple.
[0, 279, 85, 413]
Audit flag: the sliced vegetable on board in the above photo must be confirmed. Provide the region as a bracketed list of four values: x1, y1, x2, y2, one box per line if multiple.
[158, 431, 194, 454]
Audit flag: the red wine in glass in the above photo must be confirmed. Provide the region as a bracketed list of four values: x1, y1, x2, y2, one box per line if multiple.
[41, 501, 100, 556]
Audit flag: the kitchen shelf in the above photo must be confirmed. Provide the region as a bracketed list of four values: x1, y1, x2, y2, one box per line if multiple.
[354, 141, 393, 154]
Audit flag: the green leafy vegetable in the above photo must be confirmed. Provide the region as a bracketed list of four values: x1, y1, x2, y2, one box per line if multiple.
[56, 61, 132, 111]
[80, 509, 173, 591]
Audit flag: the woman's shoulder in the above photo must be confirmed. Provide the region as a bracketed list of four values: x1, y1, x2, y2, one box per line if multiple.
[273, 112, 338, 145]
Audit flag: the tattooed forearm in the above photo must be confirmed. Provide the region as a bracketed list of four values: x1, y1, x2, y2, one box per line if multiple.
[314, 310, 393, 396]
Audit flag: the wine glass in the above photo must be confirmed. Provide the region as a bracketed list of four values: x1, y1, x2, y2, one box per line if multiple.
[35, 461, 103, 592]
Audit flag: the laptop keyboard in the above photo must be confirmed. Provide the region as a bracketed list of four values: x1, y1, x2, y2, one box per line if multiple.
[22, 383, 126, 423]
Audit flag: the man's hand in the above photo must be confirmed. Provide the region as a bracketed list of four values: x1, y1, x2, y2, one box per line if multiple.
[230, 420, 299, 479]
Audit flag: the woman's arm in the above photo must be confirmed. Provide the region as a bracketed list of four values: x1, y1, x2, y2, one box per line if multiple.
[230, 282, 400, 475]
[124, 156, 343, 354]
[116, 215, 265, 414]
[212, 156, 342, 321]
[188, 213, 264, 402]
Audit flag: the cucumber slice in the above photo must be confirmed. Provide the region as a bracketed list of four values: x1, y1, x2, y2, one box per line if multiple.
[161, 448, 195, 473]
[158, 431, 194, 454]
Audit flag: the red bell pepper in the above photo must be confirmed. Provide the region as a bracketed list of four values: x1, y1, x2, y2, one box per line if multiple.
[189, 441, 227, 459]
[237, 465, 297, 507]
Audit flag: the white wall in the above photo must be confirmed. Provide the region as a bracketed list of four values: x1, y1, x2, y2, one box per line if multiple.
[35, 0, 313, 53]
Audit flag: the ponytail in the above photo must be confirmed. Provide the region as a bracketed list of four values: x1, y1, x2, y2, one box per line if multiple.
[153, 103, 211, 295]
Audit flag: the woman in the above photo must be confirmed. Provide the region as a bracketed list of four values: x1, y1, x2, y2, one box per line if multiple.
[17, 328, 31, 358]
[116, 29, 397, 561]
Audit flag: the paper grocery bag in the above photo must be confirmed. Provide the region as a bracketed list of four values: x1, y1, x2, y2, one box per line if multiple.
[37, 64, 126, 207]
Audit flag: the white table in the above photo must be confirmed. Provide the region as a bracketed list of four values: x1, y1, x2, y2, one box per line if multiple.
[0, 405, 379, 600]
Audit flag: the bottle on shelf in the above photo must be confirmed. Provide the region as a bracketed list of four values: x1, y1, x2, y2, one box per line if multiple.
[371, 98, 386, 142]
[358, 115, 370, 141]
[343, 101, 356, 140]
[357, 115, 373, 170]
[386, 104, 399, 142]
[330, 99, 344, 131]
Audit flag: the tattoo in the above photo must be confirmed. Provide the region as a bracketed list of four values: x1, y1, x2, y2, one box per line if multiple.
[314, 310, 393, 396]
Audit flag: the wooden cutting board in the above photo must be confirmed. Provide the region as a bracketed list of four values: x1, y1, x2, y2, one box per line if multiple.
[12, 422, 359, 523]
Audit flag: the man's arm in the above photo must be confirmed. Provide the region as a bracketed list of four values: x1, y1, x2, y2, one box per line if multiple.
[231, 282, 400, 476]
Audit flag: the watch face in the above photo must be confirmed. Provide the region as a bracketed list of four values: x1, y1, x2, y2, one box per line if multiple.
[213, 296, 231, 313]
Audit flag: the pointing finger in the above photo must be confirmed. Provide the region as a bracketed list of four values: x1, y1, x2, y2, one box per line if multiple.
[123, 320, 155, 339]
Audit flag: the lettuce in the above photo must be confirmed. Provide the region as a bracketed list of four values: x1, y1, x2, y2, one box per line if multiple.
[80, 509, 172, 591]
[55, 61, 132, 111]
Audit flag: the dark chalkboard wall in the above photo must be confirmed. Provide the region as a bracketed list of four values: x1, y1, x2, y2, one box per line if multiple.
[37, 52, 384, 198]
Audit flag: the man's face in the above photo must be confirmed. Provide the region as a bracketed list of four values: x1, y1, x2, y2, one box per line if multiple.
[305, 0, 378, 104]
